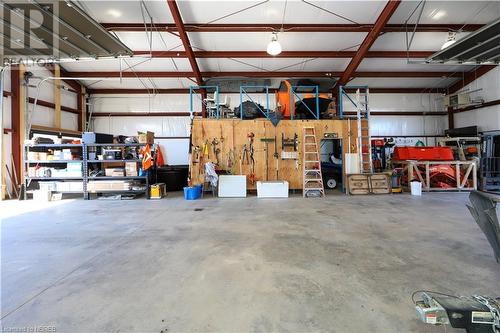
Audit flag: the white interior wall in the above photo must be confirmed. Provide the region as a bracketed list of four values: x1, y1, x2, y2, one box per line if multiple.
[454, 67, 500, 132]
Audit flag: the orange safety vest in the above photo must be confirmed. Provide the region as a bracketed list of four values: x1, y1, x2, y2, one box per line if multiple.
[142, 144, 152, 170]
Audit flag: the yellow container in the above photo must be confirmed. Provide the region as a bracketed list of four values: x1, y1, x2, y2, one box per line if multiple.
[150, 183, 166, 199]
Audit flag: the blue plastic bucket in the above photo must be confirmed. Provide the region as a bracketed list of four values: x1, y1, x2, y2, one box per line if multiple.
[184, 186, 202, 200]
[195, 184, 203, 196]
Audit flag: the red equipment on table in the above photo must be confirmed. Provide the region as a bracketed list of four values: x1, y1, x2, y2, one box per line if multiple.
[392, 147, 454, 161]
[393, 146, 469, 189]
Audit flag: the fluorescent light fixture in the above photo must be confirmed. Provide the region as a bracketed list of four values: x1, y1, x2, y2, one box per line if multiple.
[430, 9, 446, 20]
[107, 9, 122, 18]
[441, 32, 457, 50]
[266, 33, 282, 56]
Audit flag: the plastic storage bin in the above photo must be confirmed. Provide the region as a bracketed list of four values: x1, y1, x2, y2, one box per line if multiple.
[184, 185, 202, 200]
[410, 181, 422, 196]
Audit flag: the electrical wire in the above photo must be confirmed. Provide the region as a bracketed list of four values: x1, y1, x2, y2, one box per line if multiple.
[281, 0, 288, 31]
[202, 0, 270, 26]
[301, 0, 360, 25]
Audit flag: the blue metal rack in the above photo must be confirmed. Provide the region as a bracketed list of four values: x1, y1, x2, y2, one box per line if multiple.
[189, 85, 220, 118]
[239, 85, 270, 120]
[290, 85, 320, 120]
[338, 85, 369, 119]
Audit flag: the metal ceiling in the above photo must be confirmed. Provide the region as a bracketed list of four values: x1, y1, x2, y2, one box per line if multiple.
[426, 17, 500, 64]
[1, 0, 132, 62]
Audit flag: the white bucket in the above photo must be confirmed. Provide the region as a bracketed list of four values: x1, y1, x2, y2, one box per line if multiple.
[410, 181, 422, 196]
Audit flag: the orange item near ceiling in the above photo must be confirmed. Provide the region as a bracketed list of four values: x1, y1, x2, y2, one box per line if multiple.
[276, 80, 293, 118]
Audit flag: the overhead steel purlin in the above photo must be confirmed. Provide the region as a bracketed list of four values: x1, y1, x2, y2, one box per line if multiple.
[290, 85, 320, 120]
[189, 85, 219, 118]
[239, 86, 270, 120]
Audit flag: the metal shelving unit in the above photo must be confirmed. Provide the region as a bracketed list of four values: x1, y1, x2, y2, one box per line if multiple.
[24, 143, 150, 200]
[24, 143, 85, 200]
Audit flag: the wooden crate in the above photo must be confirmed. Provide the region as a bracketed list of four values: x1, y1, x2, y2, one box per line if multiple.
[395, 160, 477, 192]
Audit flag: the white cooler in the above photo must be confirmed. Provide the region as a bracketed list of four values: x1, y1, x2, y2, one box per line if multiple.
[257, 181, 289, 198]
[218, 175, 247, 197]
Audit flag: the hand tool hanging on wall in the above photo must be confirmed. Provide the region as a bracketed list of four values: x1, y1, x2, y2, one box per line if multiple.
[274, 135, 279, 179]
[260, 137, 276, 181]
[192, 146, 200, 164]
[248, 132, 256, 184]
[281, 133, 299, 160]
[227, 149, 236, 174]
[282, 133, 299, 151]
[211, 138, 220, 165]
[200, 140, 210, 174]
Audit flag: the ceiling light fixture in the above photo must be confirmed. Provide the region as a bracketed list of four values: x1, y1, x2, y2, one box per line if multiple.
[430, 9, 446, 20]
[107, 9, 122, 18]
[441, 32, 457, 50]
[266, 32, 282, 56]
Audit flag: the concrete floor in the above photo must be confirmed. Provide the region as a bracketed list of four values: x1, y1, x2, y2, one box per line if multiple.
[1, 192, 499, 333]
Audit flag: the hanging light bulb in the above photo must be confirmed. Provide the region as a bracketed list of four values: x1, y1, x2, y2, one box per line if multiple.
[441, 32, 457, 50]
[266, 32, 282, 56]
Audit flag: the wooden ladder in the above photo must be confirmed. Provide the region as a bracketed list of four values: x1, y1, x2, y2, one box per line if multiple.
[302, 127, 325, 198]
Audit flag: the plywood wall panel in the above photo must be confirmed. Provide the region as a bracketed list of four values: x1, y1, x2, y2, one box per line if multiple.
[190, 119, 353, 190]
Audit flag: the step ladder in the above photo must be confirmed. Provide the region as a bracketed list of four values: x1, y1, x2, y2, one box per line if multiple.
[355, 88, 373, 173]
[302, 127, 325, 198]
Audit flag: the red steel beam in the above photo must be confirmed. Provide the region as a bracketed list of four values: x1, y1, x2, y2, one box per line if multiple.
[335, 0, 401, 88]
[66, 71, 462, 78]
[101, 23, 483, 33]
[27, 97, 80, 115]
[452, 98, 500, 114]
[10, 65, 21, 183]
[88, 87, 446, 94]
[167, 0, 203, 85]
[133, 50, 435, 58]
[447, 65, 497, 94]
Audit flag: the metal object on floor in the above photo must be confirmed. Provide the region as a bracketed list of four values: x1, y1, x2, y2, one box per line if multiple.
[414, 291, 500, 333]
[467, 191, 500, 264]
[302, 127, 325, 198]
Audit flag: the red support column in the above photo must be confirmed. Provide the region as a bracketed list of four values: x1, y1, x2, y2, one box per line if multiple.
[10, 66, 21, 183]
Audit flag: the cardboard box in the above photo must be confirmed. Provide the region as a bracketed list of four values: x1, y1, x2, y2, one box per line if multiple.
[105, 168, 125, 177]
[138, 131, 154, 144]
[38, 181, 57, 191]
[87, 181, 131, 192]
[125, 162, 138, 176]
[33, 189, 52, 201]
[55, 181, 83, 192]
[28, 152, 39, 160]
